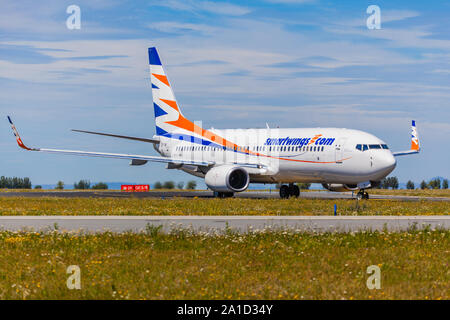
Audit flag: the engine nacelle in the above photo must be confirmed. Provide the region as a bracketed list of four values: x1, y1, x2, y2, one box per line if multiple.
[205, 165, 250, 193]
[322, 183, 359, 192]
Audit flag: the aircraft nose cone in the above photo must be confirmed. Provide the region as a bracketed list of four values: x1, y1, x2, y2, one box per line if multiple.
[380, 153, 397, 173]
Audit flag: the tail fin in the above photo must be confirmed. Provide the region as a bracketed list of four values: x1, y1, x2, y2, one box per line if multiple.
[148, 47, 185, 136]
[411, 120, 420, 152]
[147, 47, 240, 152]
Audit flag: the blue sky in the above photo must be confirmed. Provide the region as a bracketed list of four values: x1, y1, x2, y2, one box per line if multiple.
[1, 0, 449, 187]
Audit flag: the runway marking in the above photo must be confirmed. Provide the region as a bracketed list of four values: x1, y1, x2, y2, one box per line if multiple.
[0, 216, 448, 234]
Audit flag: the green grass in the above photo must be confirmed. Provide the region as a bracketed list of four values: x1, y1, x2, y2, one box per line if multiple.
[0, 229, 448, 300]
[369, 189, 450, 198]
[0, 197, 448, 216]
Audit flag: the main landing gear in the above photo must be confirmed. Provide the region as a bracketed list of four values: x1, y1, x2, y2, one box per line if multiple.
[214, 191, 234, 198]
[356, 190, 370, 200]
[279, 183, 300, 199]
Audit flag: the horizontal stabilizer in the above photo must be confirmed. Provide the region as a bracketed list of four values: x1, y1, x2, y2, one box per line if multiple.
[72, 129, 160, 144]
[392, 150, 419, 157]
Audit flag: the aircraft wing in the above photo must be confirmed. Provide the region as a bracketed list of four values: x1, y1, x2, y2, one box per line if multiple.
[7, 117, 264, 169]
[7, 116, 211, 167]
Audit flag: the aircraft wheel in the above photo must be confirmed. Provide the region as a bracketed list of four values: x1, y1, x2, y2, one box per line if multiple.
[289, 184, 300, 198]
[357, 191, 369, 200]
[216, 192, 234, 198]
[279, 185, 290, 199]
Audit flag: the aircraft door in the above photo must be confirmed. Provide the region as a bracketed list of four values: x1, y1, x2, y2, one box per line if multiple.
[335, 137, 347, 164]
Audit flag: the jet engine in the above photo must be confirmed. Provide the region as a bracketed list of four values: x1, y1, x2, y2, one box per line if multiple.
[322, 183, 359, 192]
[205, 165, 250, 193]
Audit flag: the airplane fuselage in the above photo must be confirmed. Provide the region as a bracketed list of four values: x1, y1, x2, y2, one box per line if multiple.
[157, 127, 397, 185]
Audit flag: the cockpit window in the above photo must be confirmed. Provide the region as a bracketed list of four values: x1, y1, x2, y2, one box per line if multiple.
[357, 144, 386, 151]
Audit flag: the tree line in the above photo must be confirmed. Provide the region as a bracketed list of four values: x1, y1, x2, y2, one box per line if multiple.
[55, 180, 108, 190]
[154, 181, 197, 190]
[381, 176, 449, 190]
[2, 175, 447, 191]
[418, 178, 448, 190]
[0, 176, 32, 189]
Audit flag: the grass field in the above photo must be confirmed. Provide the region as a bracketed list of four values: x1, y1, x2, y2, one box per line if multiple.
[0, 197, 448, 216]
[368, 189, 450, 198]
[258, 188, 450, 198]
[0, 229, 448, 300]
[1, 188, 449, 196]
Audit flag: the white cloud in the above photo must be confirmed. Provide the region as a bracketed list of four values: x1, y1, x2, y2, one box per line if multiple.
[381, 10, 421, 23]
[431, 69, 450, 74]
[0, 1, 132, 37]
[153, 0, 251, 16]
[337, 9, 420, 27]
[149, 22, 218, 34]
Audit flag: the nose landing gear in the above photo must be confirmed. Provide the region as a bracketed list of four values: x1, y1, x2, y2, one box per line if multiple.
[279, 184, 300, 199]
[356, 190, 369, 200]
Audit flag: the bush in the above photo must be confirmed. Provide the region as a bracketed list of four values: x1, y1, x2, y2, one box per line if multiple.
[74, 180, 90, 190]
[381, 176, 399, 189]
[162, 181, 175, 189]
[34, 185, 42, 189]
[177, 182, 184, 189]
[443, 179, 449, 190]
[154, 182, 162, 189]
[420, 180, 428, 190]
[406, 180, 415, 190]
[55, 181, 64, 190]
[186, 180, 197, 190]
[92, 182, 108, 190]
[428, 178, 441, 190]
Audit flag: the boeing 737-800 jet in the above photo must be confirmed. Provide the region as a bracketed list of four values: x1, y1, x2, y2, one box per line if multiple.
[8, 47, 420, 199]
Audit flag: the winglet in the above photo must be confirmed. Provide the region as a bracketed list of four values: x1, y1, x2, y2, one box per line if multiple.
[7, 116, 36, 151]
[392, 120, 421, 157]
[411, 120, 420, 152]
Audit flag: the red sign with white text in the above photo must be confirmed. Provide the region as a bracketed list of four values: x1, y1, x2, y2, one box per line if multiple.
[121, 185, 149, 192]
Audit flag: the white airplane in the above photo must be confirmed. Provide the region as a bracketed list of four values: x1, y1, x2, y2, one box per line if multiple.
[8, 47, 420, 199]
